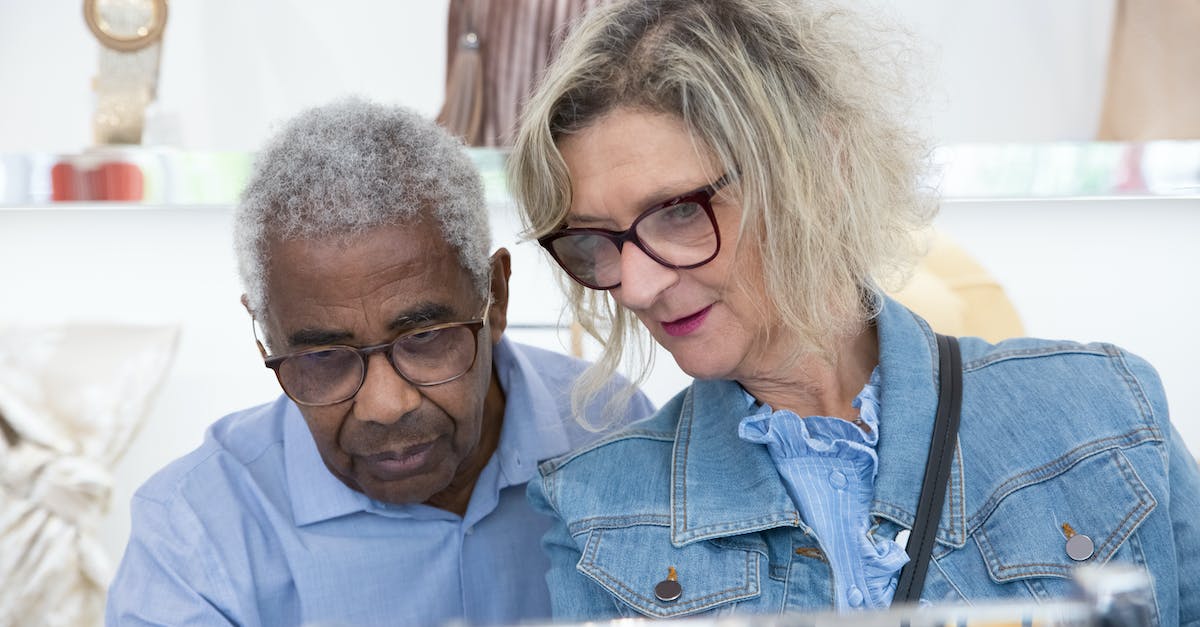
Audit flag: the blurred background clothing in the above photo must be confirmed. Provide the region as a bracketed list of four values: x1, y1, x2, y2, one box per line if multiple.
[439, 0, 614, 146]
[1098, 0, 1200, 140]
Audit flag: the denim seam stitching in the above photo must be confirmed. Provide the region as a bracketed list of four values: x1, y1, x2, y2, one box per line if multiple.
[540, 429, 676, 474]
[672, 386, 696, 540]
[973, 449, 1155, 579]
[965, 427, 1162, 531]
[580, 532, 759, 617]
[962, 345, 1110, 371]
[1095, 449, 1157, 561]
[568, 515, 671, 535]
[1111, 348, 1156, 429]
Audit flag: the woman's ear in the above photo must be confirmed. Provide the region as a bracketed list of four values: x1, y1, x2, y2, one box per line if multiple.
[487, 248, 512, 343]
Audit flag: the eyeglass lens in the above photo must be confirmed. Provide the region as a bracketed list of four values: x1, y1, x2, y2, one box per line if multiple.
[275, 324, 477, 405]
[548, 199, 717, 288]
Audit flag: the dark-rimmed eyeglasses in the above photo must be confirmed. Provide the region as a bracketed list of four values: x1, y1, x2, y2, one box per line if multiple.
[254, 303, 489, 407]
[538, 174, 731, 290]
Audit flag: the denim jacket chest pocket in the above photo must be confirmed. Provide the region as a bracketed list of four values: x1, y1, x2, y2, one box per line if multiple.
[575, 524, 766, 618]
[934, 445, 1158, 605]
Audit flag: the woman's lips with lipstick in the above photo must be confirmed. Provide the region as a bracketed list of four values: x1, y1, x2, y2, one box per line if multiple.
[360, 440, 438, 479]
[661, 305, 712, 337]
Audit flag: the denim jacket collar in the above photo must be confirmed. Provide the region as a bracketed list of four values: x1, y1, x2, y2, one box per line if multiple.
[670, 376, 802, 546]
[871, 295, 968, 548]
[669, 294, 967, 549]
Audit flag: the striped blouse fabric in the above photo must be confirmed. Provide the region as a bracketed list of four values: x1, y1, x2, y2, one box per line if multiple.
[738, 367, 909, 612]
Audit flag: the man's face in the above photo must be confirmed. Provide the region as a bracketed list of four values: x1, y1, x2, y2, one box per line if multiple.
[259, 221, 505, 505]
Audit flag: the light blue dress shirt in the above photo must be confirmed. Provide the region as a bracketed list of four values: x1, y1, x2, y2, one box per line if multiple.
[106, 338, 654, 627]
[739, 367, 909, 612]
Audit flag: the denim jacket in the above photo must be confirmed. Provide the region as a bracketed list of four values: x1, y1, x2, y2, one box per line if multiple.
[528, 296, 1200, 624]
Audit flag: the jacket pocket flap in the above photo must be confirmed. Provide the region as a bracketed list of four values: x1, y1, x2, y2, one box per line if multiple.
[577, 525, 762, 618]
[974, 449, 1156, 582]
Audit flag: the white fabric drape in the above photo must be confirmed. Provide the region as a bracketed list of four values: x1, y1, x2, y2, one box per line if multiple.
[0, 324, 178, 627]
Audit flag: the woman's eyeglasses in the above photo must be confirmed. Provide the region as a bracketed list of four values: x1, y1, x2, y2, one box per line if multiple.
[538, 174, 731, 290]
[255, 304, 488, 407]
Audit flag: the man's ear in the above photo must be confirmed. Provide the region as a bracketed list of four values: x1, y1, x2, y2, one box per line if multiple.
[242, 294, 271, 356]
[487, 248, 511, 344]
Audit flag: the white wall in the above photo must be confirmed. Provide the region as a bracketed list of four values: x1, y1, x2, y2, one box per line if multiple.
[0, 0, 452, 151]
[0, 0, 1114, 151]
[884, 0, 1116, 142]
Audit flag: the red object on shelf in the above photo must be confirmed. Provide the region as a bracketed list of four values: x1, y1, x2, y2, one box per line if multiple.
[98, 162, 144, 201]
[50, 162, 79, 201]
[73, 160, 145, 201]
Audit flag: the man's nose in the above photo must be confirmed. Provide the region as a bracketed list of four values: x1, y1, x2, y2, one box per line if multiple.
[351, 352, 422, 424]
[612, 242, 676, 311]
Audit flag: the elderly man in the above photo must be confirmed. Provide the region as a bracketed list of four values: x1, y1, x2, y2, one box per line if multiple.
[105, 99, 654, 626]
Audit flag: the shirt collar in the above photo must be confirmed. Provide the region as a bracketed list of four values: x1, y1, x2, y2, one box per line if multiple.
[284, 336, 572, 527]
[490, 337, 573, 488]
[283, 399, 377, 526]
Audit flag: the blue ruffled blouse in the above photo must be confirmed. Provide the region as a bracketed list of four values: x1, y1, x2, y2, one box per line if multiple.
[738, 367, 909, 611]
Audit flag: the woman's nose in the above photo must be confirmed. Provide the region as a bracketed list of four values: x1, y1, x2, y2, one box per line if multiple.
[351, 352, 422, 424]
[612, 242, 677, 311]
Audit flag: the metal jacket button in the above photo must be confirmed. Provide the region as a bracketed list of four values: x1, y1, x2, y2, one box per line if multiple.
[654, 567, 683, 602]
[1066, 534, 1095, 561]
[1062, 522, 1095, 561]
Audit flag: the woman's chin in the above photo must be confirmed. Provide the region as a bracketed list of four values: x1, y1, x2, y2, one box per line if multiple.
[672, 355, 733, 382]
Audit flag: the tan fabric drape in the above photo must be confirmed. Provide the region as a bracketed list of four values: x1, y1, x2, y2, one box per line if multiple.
[0, 324, 178, 627]
[1098, 0, 1200, 140]
[439, 0, 614, 147]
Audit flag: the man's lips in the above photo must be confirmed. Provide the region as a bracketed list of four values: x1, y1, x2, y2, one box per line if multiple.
[661, 305, 712, 337]
[358, 440, 439, 479]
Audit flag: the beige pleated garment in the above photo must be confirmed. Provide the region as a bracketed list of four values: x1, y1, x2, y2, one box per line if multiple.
[1098, 0, 1200, 140]
[0, 324, 178, 627]
[439, 0, 614, 147]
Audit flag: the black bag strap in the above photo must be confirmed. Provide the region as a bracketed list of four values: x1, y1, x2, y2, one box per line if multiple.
[892, 333, 962, 605]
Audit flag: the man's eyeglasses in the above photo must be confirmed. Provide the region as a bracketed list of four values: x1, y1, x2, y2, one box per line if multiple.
[538, 174, 731, 290]
[254, 304, 489, 407]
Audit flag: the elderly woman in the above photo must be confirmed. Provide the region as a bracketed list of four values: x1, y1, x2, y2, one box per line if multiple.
[507, 0, 1200, 622]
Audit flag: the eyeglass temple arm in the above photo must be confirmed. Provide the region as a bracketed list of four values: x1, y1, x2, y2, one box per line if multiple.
[250, 316, 269, 360]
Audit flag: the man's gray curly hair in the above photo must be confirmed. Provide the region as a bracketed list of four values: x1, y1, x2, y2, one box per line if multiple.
[235, 98, 491, 317]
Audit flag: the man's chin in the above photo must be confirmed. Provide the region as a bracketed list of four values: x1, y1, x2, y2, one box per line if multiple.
[329, 461, 454, 506]
[360, 475, 451, 506]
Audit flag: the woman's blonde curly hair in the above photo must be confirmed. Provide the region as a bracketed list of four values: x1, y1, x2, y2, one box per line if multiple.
[508, 0, 937, 423]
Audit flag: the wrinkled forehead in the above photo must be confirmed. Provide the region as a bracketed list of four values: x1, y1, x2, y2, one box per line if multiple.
[259, 223, 480, 336]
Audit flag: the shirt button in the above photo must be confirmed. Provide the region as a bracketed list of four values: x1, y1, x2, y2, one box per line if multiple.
[847, 586, 865, 608]
[829, 470, 848, 489]
[464, 526, 474, 535]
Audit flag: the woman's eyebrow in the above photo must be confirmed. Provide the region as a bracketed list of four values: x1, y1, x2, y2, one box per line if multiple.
[566, 180, 709, 226]
[563, 213, 616, 227]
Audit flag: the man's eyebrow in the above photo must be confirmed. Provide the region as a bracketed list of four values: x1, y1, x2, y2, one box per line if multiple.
[284, 303, 457, 349]
[288, 328, 354, 348]
[388, 302, 457, 332]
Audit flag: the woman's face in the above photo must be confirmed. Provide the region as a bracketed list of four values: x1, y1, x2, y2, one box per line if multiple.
[557, 108, 778, 381]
